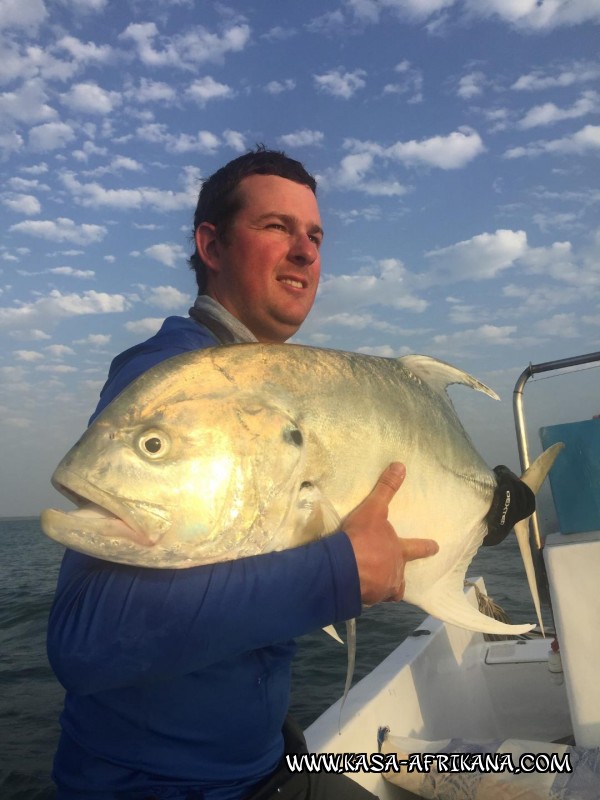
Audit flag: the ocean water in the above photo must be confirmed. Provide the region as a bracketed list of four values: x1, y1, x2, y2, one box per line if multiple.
[1, 516, 548, 799]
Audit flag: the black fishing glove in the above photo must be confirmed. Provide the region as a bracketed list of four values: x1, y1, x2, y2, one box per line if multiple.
[482, 465, 536, 546]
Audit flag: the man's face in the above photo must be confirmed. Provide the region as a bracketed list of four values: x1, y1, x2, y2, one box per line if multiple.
[200, 174, 323, 343]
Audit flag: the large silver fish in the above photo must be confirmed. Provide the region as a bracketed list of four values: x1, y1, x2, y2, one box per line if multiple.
[41, 344, 560, 636]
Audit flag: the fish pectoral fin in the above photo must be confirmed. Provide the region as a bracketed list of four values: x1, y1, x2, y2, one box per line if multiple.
[322, 624, 344, 644]
[418, 574, 535, 636]
[295, 483, 342, 540]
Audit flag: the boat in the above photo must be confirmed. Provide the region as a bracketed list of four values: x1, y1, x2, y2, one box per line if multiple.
[304, 351, 600, 799]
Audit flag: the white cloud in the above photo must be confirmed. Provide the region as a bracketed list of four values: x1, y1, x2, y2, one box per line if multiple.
[136, 124, 221, 155]
[347, 0, 381, 23]
[125, 317, 164, 334]
[262, 26, 297, 41]
[20, 162, 48, 176]
[519, 241, 584, 283]
[534, 313, 579, 338]
[56, 35, 113, 64]
[385, 127, 485, 169]
[0, 79, 57, 124]
[512, 62, 600, 91]
[0, 130, 23, 156]
[73, 333, 111, 346]
[367, 0, 456, 21]
[315, 258, 428, 319]
[145, 285, 189, 309]
[324, 150, 409, 196]
[10, 217, 107, 244]
[383, 61, 423, 103]
[128, 78, 176, 104]
[144, 243, 187, 268]
[0, 289, 129, 328]
[60, 171, 195, 211]
[334, 128, 485, 187]
[457, 70, 487, 99]
[185, 76, 234, 105]
[518, 91, 599, 129]
[48, 267, 95, 278]
[464, 0, 600, 31]
[434, 324, 518, 346]
[0, 0, 47, 30]
[504, 124, 600, 158]
[278, 130, 324, 148]
[503, 283, 585, 313]
[9, 328, 50, 341]
[61, 82, 122, 114]
[46, 344, 76, 358]
[164, 131, 221, 154]
[314, 68, 367, 99]
[2, 194, 41, 215]
[425, 229, 528, 281]
[28, 122, 76, 152]
[9, 176, 49, 191]
[223, 129, 246, 152]
[35, 364, 78, 374]
[67, 0, 109, 11]
[14, 350, 43, 362]
[265, 79, 296, 95]
[119, 22, 250, 69]
[330, 205, 383, 225]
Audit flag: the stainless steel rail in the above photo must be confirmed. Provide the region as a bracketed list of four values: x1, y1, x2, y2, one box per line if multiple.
[513, 350, 600, 549]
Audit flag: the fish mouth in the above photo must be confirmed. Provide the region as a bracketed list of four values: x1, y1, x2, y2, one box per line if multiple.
[45, 468, 170, 547]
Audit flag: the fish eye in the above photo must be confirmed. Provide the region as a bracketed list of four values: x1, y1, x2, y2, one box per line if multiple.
[137, 430, 169, 459]
[284, 427, 303, 447]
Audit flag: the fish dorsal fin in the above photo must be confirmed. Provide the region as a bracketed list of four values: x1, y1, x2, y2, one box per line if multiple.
[398, 354, 499, 401]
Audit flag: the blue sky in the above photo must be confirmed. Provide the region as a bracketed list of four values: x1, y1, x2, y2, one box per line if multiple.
[1, 0, 600, 517]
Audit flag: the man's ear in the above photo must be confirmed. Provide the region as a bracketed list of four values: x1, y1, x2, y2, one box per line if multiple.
[195, 222, 221, 276]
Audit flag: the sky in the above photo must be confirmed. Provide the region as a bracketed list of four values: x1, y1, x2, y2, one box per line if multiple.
[1, 0, 600, 517]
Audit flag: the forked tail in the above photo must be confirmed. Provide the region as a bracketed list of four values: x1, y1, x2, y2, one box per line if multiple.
[514, 442, 564, 636]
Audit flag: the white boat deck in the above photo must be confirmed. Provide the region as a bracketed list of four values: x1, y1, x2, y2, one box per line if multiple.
[305, 580, 572, 798]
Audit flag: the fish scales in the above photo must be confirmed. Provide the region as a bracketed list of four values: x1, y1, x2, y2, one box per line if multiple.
[41, 343, 561, 636]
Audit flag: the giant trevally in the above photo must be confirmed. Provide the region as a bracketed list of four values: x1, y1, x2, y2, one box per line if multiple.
[41, 344, 561, 636]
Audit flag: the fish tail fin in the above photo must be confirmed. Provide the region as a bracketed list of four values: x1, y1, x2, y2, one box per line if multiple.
[417, 578, 535, 636]
[515, 442, 565, 637]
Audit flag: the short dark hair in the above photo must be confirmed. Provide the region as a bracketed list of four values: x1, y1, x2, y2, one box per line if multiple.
[188, 145, 317, 293]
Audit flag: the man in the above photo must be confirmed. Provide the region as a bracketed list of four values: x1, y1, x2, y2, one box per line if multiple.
[47, 147, 532, 800]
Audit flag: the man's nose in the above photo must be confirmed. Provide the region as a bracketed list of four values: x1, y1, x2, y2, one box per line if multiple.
[289, 233, 319, 266]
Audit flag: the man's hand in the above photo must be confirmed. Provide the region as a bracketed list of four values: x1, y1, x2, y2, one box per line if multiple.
[343, 463, 439, 605]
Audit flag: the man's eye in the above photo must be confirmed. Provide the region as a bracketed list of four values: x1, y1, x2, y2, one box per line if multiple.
[267, 223, 286, 231]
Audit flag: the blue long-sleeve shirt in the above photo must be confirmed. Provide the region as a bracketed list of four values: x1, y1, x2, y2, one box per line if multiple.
[47, 316, 362, 800]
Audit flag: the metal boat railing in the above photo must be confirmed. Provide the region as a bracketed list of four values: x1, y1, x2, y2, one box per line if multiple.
[513, 349, 600, 546]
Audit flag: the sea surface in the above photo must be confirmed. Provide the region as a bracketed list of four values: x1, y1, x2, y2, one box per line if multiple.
[1, 516, 552, 799]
